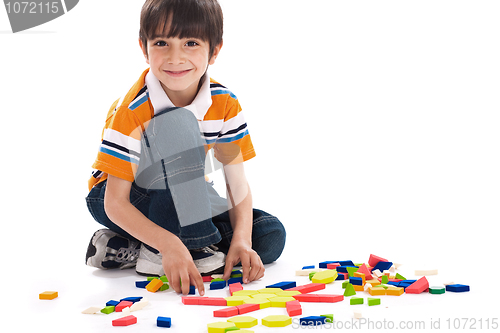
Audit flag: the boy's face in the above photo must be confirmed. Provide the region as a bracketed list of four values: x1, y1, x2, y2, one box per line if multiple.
[140, 32, 221, 107]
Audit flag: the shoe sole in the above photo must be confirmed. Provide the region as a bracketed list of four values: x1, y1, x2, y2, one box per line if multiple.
[86, 229, 111, 269]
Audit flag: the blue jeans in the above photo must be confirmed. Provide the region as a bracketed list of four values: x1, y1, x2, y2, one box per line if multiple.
[86, 107, 286, 264]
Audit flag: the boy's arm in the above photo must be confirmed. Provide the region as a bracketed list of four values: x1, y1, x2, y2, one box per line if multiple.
[104, 175, 205, 296]
[221, 162, 265, 283]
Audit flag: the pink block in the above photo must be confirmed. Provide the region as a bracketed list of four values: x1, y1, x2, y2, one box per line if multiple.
[213, 306, 239, 317]
[181, 296, 204, 305]
[229, 282, 243, 296]
[198, 297, 228, 306]
[327, 263, 340, 270]
[405, 277, 429, 294]
[293, 294, 320, 302]
[357, 263, 373, 280]
[115, 301, 133, 312]
[318, 294, 344, 303]
[368, 254, 388, 267]
[112, 315, 137, 326]
[237, 303, 260, 314]
[202, 276, 213, 282]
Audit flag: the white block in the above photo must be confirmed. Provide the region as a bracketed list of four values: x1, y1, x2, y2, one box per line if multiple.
[81, 306, 101, 314]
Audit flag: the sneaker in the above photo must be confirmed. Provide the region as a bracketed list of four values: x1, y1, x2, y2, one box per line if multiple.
[135, 244, 226, 276]
[86, 229, 141, 269]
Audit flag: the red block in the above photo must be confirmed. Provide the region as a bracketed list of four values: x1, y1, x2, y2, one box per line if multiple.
[115, 301, 133, 312]
[317, 294, 344, 303]
[357, 263, 373, 280]
[237, 303, 260, 314]
[368, 254, 388, 267]
[405, 277, 429, 294]
[293, 294, 319, 302]
[229, 282, 243, 296]
[202, 276, 213, 282]
[327, 263, 340, 270]
[182, 296, 204, 305]
[288, 283, 326, 294]
[198, 297, 227, 306]
[286, 300, 302, 317]
[112, 315, 137, 326]
[213, 306, 239, 317]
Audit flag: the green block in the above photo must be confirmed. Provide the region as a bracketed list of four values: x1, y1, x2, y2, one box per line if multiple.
[381, 275, 389, 284]
[429, 286, 446, 294]
[225, 327, 240, 332]
[395, 273, 406, 280]
[160, 275, 169, 283]
[147, 277, 156, 281]
[368, 298, 381, 306]
[346, 266, 359, 277]
[344, 283, 356, 297]
[350, 297, 364, 305]
[101, 306, 115, 314]
[211, 278, 225, 283]
[160, 283, 170, 291]
[320, 314, 334, 323]
[309, 272, 317, 281]
[230, 273, 243, 278]
[342, 281, 350, 289]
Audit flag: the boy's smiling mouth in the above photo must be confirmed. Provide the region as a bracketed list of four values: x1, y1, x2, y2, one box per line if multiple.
[164, 69, 193, 77]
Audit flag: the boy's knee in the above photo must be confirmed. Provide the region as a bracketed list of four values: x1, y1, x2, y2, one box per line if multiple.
[254, 215, 286, 264]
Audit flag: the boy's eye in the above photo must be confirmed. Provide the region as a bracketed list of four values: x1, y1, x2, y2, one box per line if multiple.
[186, 41, 199, 47]
[154, 40, 167, 46]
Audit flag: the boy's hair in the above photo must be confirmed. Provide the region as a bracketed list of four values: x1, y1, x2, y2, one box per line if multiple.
[139, 0, 223, 59]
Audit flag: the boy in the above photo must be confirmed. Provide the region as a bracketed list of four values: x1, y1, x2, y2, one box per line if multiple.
[85, 0, 286, 295]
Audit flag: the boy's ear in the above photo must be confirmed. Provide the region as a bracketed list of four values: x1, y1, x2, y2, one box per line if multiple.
[139, 38, 150, 64]
[209, 40, 223, 65]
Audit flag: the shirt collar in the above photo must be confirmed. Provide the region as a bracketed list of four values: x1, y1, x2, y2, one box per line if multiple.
[145, 70, 212, 120]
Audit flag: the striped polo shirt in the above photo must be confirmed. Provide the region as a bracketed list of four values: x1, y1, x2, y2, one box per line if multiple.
[88, 68, 255, 190]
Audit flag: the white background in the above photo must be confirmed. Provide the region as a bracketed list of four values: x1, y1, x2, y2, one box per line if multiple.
[1, 1, 499, 332]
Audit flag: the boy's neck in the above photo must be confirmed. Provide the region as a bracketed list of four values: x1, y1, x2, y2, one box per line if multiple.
[159, 76, 205, 108]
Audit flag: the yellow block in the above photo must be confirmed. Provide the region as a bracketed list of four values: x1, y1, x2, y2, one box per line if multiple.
[207, 322, 237, 333]
[262, 315, 292, 328]
[258, 288, 283, 294]
[269, 296, 297, 308]
[353, 272, 366, 285]
[39, 291, 58, 300]
[225, 296, 251, 306]
[243, 298, 271, 309]
[232, 290, 259, 297]
[276, 290, 301, 297]
[251, 293, 276, 300]
[227, 316, 258, 328]
[311, 270, 338, 284]
[366, 279, 381, 286]
[368, 287, 386, 296]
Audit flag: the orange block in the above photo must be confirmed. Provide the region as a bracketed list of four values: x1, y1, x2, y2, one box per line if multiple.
[366, 279, 381, 286]
[353, 272, 366, 285]
[386, 287, 404, 296]
[353, 285, 365, 292]
[39, 291, 58, 300]
[368, 287, 386, 296]
[146, 279, 164, 293]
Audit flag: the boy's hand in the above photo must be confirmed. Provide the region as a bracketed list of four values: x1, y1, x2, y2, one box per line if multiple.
[222, 241, 265, 284]
[160, 239, 205, 296]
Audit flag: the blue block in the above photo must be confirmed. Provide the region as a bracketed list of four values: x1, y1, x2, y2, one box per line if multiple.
[335, 274, 346, 280]
[387, 281, 400, 287]
[372, 261, 393, 272]
[227, 277, 243, 285]
[189, 285, 196, 295]
[339, 260, 355, 266]
[210, 280, 226, 290]
[336, 266, 357, 273]
[135, 281, 150, 288]
[120, 296, 143, 303]
[300, 316, 327, 326]
[266, 281, 296, 290]
[157, 316, 171, 328]
[319, 261, 338, 268]
[302, 265, 315, 269]
[446, 284, 470, 292]
[349, 277, 363, 286]
[106, 300, 119, 307]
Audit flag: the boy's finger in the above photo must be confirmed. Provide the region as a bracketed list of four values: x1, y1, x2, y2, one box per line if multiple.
[191, 270, 205, 296]
[223, 259, 235, 280]
[170, 273, 182, 294]
[180, 273, 190, 295]
[241, 254, 251, 284]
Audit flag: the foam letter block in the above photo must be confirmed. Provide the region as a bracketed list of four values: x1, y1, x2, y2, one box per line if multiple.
[112, 315, 137, 326]
[157, 316, 171, 328]
[39, 291, 58, 300]
[405, 276, 429, 294]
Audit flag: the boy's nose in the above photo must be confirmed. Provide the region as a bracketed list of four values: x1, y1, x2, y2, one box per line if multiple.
[167, 47, 186, 64]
